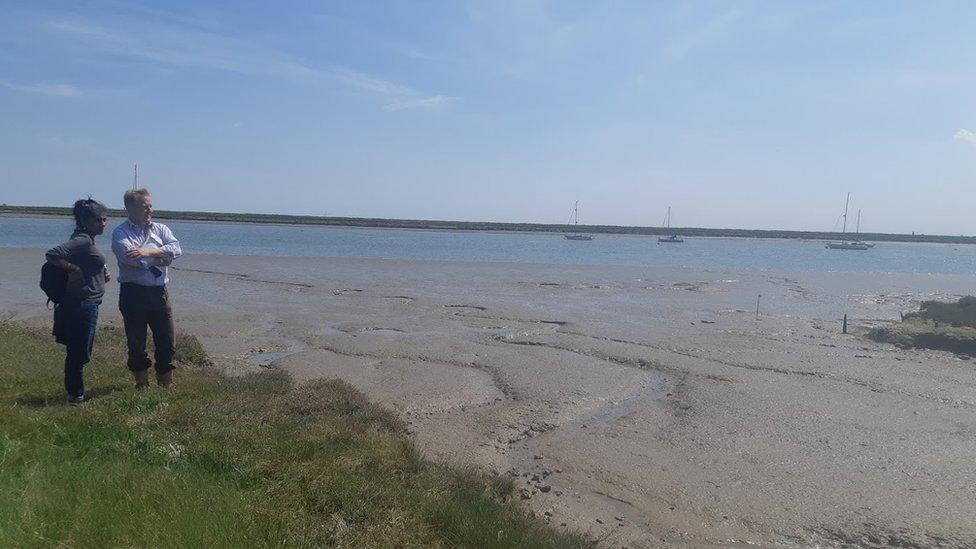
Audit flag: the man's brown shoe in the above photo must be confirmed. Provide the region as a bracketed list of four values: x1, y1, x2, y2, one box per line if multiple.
[133, 369, 150, 389]
[157, 370, 173, 388]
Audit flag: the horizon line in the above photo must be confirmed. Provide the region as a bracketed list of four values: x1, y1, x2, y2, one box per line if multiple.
[1, 204, 971, 244]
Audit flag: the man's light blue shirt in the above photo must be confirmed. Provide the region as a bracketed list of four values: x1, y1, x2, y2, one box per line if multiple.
[111, 219, 182, 286]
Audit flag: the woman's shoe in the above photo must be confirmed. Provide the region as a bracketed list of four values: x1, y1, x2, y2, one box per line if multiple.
[67, 394, 86, 405]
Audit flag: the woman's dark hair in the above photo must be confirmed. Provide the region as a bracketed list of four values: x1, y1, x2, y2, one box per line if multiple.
[72, 197, 108, 231]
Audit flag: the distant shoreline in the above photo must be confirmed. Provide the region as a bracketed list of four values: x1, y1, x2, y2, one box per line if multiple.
[2, 204, 973, 245]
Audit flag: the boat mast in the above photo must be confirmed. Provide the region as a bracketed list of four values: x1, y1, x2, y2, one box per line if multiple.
[133, 164, 138, 190]
[856, 209, 861, 235]
[574, 201, 579, 227]
[842, 192, 850, 234]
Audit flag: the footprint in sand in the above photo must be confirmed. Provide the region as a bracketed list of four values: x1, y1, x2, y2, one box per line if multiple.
[383, 295, 416, 303]
[332, 288, 363, 296]
[444, 304, 488, 312]
[356, 327, 406, 335]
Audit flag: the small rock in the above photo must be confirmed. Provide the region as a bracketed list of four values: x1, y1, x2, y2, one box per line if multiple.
[539, 484, 552, 493]
[596, 518, 604, 524]
[554, 490, 563, 496]
[533, 454, 543, 460]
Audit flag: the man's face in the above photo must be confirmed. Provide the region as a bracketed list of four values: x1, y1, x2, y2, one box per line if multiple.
[127, 195, 153, 226]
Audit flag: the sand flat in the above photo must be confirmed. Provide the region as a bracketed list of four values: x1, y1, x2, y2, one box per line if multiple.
[4, 247, 976, 547]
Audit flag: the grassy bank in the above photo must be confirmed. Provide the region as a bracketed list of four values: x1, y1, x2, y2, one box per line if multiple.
[3, 204, 973, 244]
[0, 323, 590, 547]
[867, 297, 976, 356]
[904, 296, 976, 328]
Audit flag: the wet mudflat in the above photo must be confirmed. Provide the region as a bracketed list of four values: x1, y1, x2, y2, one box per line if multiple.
[4, 247, 975, 548]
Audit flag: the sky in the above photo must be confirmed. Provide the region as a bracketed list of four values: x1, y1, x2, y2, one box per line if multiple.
[1, 1, 975, 234]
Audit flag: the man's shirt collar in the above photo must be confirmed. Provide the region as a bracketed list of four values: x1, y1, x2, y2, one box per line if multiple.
[126, 218, 154, 232]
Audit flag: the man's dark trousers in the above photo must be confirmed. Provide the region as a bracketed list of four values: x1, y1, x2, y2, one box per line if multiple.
[119, 282, 175, 374]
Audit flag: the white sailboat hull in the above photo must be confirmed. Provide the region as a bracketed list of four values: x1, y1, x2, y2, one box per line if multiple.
[564, 201, 593, 241]
[659, 207, 684, 243]
[826, 241, 871, 250]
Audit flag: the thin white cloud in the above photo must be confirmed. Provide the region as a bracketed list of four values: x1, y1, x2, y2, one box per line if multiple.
[398, 45, 432, 61]
[1, 81, 80, 97]
[382, 95, 454, 112]
[332, 67, 413, 95]
[661, 9, 740, 64]
[48, 18, 318, 78]
[48, 20, 121, 42]
[954, 129, 976, 146]
[48, 17, 428, 101]
[45, 16, 448, 109]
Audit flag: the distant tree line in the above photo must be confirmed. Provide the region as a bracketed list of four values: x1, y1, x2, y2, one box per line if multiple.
[2, 204, 974, 244]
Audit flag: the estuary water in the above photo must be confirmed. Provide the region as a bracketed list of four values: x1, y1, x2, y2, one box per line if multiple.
[3, 215, 975, 276]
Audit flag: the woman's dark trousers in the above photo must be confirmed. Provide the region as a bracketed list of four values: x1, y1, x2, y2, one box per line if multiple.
[60, 299, 99, 398]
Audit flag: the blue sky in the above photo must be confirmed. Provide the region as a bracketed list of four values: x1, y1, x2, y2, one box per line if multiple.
[2, 1, 975, 234]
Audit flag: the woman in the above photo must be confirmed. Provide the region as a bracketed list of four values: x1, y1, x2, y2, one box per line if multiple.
[46, 198, 110, 403]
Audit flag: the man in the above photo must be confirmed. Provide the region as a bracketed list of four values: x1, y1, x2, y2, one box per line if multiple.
[111, 188, 182, 388]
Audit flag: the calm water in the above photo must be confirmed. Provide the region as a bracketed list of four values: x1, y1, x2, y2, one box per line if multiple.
[3, 216, 975, 276]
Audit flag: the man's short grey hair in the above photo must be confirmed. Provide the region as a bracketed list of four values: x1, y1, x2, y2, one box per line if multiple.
[123, 188, 151, 208]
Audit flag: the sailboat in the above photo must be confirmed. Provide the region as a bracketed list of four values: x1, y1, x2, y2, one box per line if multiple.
[657, 206, 684, 243]
[826, 193, 871, 250]
[564, 201, 594, 241]
[851, 209, 875, 248]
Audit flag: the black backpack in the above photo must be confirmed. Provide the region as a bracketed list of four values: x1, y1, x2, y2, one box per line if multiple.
[40, 262, 68, 306]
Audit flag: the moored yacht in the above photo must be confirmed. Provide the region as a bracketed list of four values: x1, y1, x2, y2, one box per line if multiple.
[564, 201, 594, 241]
[826, 194, 873, 250]
[657, 206, 684, 243]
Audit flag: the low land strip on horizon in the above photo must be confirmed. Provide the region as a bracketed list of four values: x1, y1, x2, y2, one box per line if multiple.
[2, 204, 972, 245]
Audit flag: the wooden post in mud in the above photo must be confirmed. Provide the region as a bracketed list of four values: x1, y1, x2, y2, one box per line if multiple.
[756, 294, 761, 320]
[843, 314, 848, 334]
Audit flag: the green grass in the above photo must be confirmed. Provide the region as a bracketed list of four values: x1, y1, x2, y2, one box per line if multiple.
[904, 296, 976, 328]
[0, 323, 591, 548]
[867, 297, 976, 356]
